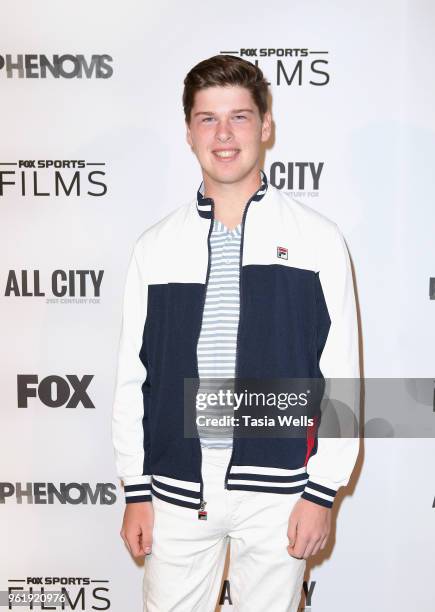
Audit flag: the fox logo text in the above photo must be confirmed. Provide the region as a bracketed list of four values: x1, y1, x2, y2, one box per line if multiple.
[17, 375, 95, 409]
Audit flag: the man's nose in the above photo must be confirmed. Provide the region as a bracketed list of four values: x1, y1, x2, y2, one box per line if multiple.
[215, 120, 233, 142]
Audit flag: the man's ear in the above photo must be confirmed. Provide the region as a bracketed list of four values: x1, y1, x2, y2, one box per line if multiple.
[261, 110, 272, 142]
[185, 121, 193, 149]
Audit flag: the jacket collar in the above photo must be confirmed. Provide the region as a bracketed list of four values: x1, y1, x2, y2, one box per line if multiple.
[196, 169, 268, 219]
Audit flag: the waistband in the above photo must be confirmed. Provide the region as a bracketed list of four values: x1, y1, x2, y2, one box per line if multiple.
[201, 445, 232, 466]
[201, 445, 232, 454]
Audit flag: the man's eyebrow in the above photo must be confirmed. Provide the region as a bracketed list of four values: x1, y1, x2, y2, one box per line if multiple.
[193, 108, 255, 117]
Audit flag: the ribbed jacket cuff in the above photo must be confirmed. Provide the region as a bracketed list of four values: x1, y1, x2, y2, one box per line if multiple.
[123, 475, 152, 504]
[301, 478, 338, 508]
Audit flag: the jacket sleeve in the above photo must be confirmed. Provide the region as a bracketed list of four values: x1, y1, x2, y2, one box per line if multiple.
[301, 222, 360, 509]
[111, 238, 152, 504]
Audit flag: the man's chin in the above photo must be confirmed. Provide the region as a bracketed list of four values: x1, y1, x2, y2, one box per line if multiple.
[203, 164, 253, 186]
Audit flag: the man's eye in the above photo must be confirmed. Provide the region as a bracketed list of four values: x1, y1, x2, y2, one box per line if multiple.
[202, 117, 214, 123]
[234, 115, 247, 120]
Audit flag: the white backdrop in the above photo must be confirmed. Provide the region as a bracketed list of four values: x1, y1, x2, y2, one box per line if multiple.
[1, 1, 434, 610]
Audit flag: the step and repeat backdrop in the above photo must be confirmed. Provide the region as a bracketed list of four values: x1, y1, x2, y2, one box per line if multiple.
[1, 1, 434, 610]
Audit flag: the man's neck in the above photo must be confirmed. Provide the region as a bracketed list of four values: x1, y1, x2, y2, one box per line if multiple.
[203, 168, 262, 231]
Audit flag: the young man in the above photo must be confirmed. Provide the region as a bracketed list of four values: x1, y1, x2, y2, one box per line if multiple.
[112, 55, 360, 611]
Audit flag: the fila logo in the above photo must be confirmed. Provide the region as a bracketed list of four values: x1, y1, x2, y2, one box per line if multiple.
[277, 246, 288, 260]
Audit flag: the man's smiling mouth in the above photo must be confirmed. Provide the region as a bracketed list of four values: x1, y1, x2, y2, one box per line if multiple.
[212, 149, 240, 160]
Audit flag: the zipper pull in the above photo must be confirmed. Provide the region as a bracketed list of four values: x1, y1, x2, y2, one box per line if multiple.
[198, 500, 208, 520]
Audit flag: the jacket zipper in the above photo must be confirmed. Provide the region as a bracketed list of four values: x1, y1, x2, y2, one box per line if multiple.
[195, 202, 215, 519]
[223, 195, 255, 490]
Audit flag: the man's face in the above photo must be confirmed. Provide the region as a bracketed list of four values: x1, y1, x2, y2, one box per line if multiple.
[186, 85, 271, 185]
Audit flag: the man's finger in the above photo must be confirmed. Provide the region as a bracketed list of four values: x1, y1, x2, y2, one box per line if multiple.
[301, 537, 320, 559]
[287, 514, 297, 547]
[120, 531, 133, 555]
[139, 528, 153, 555]
[288, 532, 309, 559]
[310, 538, 323, 557]
[126, 530, 143, 557]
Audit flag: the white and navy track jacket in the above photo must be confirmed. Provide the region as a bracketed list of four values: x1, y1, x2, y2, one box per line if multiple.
[111, 170, 360, 512]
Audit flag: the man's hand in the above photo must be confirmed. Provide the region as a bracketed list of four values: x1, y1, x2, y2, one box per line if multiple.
[287, 498, 332, 559]
[120, 501, 154, 558]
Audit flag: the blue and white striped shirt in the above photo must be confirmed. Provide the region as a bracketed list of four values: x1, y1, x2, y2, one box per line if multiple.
[196, 218, 242, 448]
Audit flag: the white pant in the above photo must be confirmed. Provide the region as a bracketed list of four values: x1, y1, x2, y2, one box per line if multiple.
[143, 447, 306, 611]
